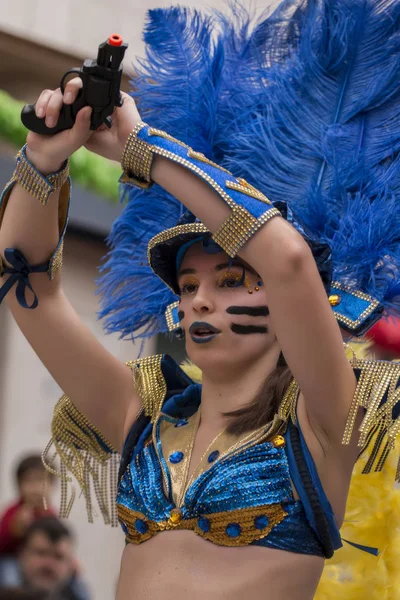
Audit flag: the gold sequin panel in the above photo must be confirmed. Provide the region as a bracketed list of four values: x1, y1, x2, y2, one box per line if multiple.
[117, 503, 287, 547]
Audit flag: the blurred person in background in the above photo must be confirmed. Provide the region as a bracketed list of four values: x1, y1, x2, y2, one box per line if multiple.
[0, 456, 56, 588]
[0, 517, 89, 600]
[0, 455, 56, 559]
[366, 316, 400, 361]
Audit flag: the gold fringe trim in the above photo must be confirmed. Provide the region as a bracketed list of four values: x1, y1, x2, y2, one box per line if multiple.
[342, 359, 400, 479]
[43, 395, 120, 526]
[127, 354, 167, 422]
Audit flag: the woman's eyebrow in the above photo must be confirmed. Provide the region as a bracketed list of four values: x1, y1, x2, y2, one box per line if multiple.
[178, 267, 197, 277]
[215, 261, 258, 275]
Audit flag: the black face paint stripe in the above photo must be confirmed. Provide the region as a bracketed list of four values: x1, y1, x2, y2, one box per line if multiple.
[178, 310, 185, 321]
[227, 306, 269, 317]
[231, 324, 268, 335]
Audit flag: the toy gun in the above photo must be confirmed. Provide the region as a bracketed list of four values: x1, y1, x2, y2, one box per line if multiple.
[21, 34, 128, 135]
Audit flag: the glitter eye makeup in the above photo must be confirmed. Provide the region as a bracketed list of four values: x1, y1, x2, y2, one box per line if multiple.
[217, 269, 250, 288]
[180, 276, 199, 295]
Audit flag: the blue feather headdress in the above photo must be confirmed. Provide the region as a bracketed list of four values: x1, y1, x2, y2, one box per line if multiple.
[98, 0, 400, 340]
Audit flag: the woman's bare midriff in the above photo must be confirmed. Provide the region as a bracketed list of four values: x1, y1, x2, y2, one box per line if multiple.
[116, 530, 324, 600]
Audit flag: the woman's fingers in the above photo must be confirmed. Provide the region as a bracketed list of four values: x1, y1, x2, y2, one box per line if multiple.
[35, 89, 53, 119]
[63, 77, 83, 104]
[44, 88, 64, 129]
[68, 106, 93, 150]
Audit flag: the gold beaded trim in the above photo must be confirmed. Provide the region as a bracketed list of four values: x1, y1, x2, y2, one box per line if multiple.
[278, 379, 300, 425]
[212, 205, 281, 258]
[147, 129, 231, 174]
[127, 354, 167, 422]
[187, 149, 232, 174]
[117, 502, 287, 547]
[165, 300, 180, 332]
[120, 122, 153, 188]
[330, 281, 381, 330]
[343, 358, 400, 449]
[14, 148, 70, 206]
[226, 179, 272, 204]
[278, 361, 400, 478]
[44, 395, 119, 526]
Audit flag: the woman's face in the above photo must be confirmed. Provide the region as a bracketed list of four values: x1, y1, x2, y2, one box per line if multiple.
[177, 243, 278, 375]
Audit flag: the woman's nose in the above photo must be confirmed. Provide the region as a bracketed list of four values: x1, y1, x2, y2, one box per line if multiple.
[192, 285, 214, 314]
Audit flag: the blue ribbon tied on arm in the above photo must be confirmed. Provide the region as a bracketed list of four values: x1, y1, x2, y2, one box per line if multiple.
[0, 248, 48, 309]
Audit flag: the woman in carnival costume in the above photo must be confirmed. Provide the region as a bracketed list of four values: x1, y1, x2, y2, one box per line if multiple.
[1, 1, 400, 598]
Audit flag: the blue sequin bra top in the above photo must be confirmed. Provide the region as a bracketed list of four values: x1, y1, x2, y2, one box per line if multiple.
[117, 381, 341, 557]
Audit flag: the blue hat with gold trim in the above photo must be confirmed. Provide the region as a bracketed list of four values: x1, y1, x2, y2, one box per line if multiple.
[98, 2, 400, 341]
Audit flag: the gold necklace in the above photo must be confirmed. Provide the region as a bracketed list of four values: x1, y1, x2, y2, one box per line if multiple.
[179, 410, 271, 506]
[176, 410, 227, 506]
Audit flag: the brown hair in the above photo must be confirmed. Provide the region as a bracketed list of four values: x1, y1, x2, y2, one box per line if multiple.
[225, 352, 292, 436]
[15, 455, 55, 486]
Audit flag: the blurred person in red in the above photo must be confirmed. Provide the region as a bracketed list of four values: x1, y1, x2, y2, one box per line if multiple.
[0, 456, 55, 559]
[0, 518, 89, 600]
[366, 316, 400, 361]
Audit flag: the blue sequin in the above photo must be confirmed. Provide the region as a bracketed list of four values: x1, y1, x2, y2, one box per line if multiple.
[254, 515, 269, 529]
[226, 523, 241, 538]
[116, 396, 328, 557]
[135, 519, 148, 534]
[198, 517, 211, 532]
[169, 451, 184, 464]
[175, 419, 188, 427]
[208, 450, 220, 463]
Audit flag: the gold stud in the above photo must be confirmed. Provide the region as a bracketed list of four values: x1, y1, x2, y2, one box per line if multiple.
[248, 289, 253, 294]
[272, 435, 285, 448]
[168, 508, 183, 526]
[255, 287, 260, 292]
[329, 294, 342, 307]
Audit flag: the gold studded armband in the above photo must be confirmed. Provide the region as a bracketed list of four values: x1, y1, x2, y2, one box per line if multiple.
[14, 144, 70, 206]
[0, 145, 71, 306]
[120, 123, 281, 257]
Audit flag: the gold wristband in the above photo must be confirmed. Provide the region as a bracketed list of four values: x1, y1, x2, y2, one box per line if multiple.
[14, 145, 70, 206]
[120, 122, 154, 189]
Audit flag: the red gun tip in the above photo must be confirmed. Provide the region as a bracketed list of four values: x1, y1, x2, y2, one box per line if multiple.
[108, 34, 123, 46]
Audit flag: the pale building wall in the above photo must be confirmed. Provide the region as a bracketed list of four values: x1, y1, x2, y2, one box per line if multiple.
[0, 0, 280, 74]
[0, 233, 153, 600]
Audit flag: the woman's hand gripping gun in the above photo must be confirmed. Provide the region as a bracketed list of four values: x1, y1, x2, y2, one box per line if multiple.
[21, 34, 128, 136]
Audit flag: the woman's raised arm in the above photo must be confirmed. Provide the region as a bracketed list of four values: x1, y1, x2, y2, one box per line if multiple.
[0, 84, 142, 453]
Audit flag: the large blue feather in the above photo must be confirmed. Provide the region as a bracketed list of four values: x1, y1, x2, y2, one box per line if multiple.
[98, 0, 400, 339]
[219, 0, 400, 312]
[98, 7, 225, 339]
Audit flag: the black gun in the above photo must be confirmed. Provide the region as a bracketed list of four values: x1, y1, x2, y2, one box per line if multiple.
[21, 34, 128, 135]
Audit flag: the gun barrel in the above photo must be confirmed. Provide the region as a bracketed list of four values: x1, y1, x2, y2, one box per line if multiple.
[97, 34, 128, 70]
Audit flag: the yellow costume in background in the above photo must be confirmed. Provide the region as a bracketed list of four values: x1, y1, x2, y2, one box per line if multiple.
[317, 343, 400, 600]
[316, 439, 400, 600]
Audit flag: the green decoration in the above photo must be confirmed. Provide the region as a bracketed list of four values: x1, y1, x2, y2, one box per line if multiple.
[0, 90, 120, 203]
